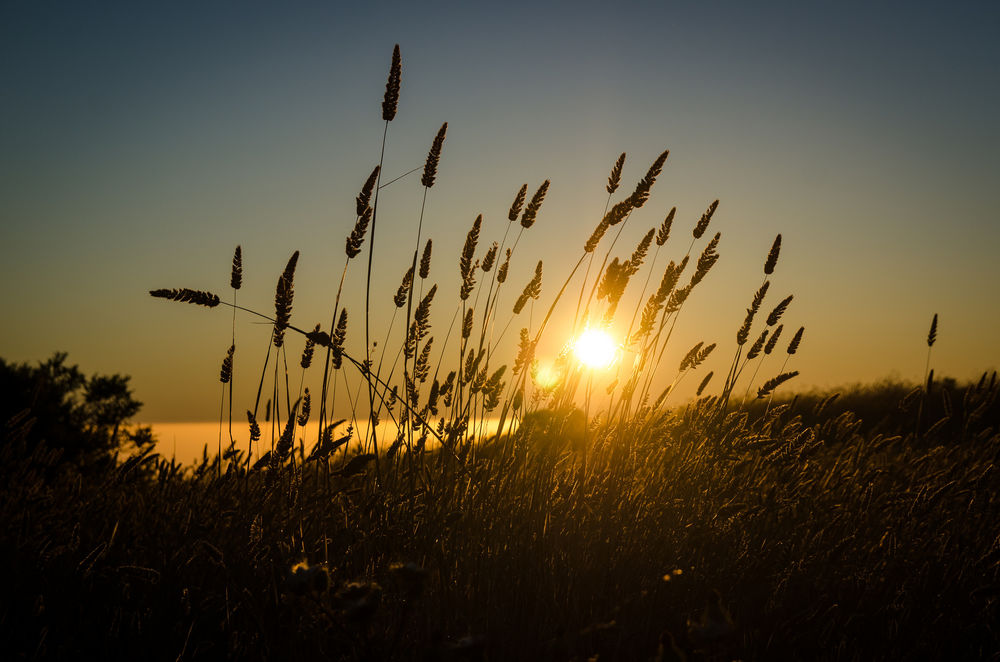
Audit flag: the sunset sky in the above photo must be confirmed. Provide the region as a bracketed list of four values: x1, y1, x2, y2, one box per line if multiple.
[2, 0, 998, 427]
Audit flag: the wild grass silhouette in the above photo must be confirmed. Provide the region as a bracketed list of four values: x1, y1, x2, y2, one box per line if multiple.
[2, 45, 999, 660]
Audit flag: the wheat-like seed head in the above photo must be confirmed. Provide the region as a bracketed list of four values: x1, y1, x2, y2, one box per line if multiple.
[690, 232, 721, 287]
[513, 328, 536, 375]
[231, 246, 243, 290]
[584, 217, 611, 253]
[927, 313, 938, 347]
[421, 122, 447, 188]
[415, 337, 433, 383]
[462, 307, 474, 339]
[696, 370, 714, 396]
[764, 324, 783, 354]
[602, 197, 634, 228]
[405, 284, 437, 358]
[219, 344, 234, 383]
[331, 309, 347, 369]
[737, 281, 770, 345]
[513, 261, 543, 314]
[272, 251, 299, 348]
[664, 283, 691, 314]
[394, 265, 415, 308]
[656, 208, 675, 246]
[497, 248, 511, 284]
[629, 149, 669, 209]
[787, 326, 804, 355]
[607, 152, 626, 194]
[757, 371, 800, 398]
[766, 295, 793, 326]
[382, 44, 401, 121]
[297, 389, 311, 426]
[520, 180, 550, 229]
[150, 288, 221, 307]
[459, 215, 483, 300]
[300, 324, 320, 368]
[680, 342, 704, 371]
[247, 410, 261, 442]
[747, 329, 769, 360]
[764, 234, 781, 275]
[693, 200, 719, 239]
[481, 242, 498, 273]
[419, 239, 432, 279]
[346, 206, 373, 259]
[623, 229, 656, 277]
[356, 166, 380, 217]
[508, 184, 527, 222]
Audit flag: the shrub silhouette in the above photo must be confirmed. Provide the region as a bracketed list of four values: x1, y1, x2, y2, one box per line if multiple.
[0, 352, 148, 465]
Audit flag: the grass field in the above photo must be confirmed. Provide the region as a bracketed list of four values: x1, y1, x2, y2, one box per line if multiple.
[3, 377, 999, 660]
[3, 45, 999, 661]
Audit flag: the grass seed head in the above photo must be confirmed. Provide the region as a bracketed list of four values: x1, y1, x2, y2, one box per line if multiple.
[607, 152, 626, 194]
[382, 44, 401, 121]
[520, 180, 550, 229]
[230, 245, 243, 290]
[421, 122, 447, 187]
[764, 234, 781, 275]
[693, 199, 719, 239]
[656, 207, 675, 246]
[419, 239, 433, 279]
[508, 184, 527, 221]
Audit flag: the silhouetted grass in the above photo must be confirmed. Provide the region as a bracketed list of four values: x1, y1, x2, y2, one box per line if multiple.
[5, 45, 998, 661]
[2, 378, 998, 660]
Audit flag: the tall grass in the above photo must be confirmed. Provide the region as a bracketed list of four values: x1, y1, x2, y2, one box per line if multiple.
[18, 45, 990, 659]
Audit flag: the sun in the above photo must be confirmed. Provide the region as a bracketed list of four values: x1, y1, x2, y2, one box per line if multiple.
[573, 328, 618, 369]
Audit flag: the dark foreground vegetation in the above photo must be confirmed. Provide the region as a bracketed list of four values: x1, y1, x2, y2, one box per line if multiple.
[3, 356, 999, 661]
